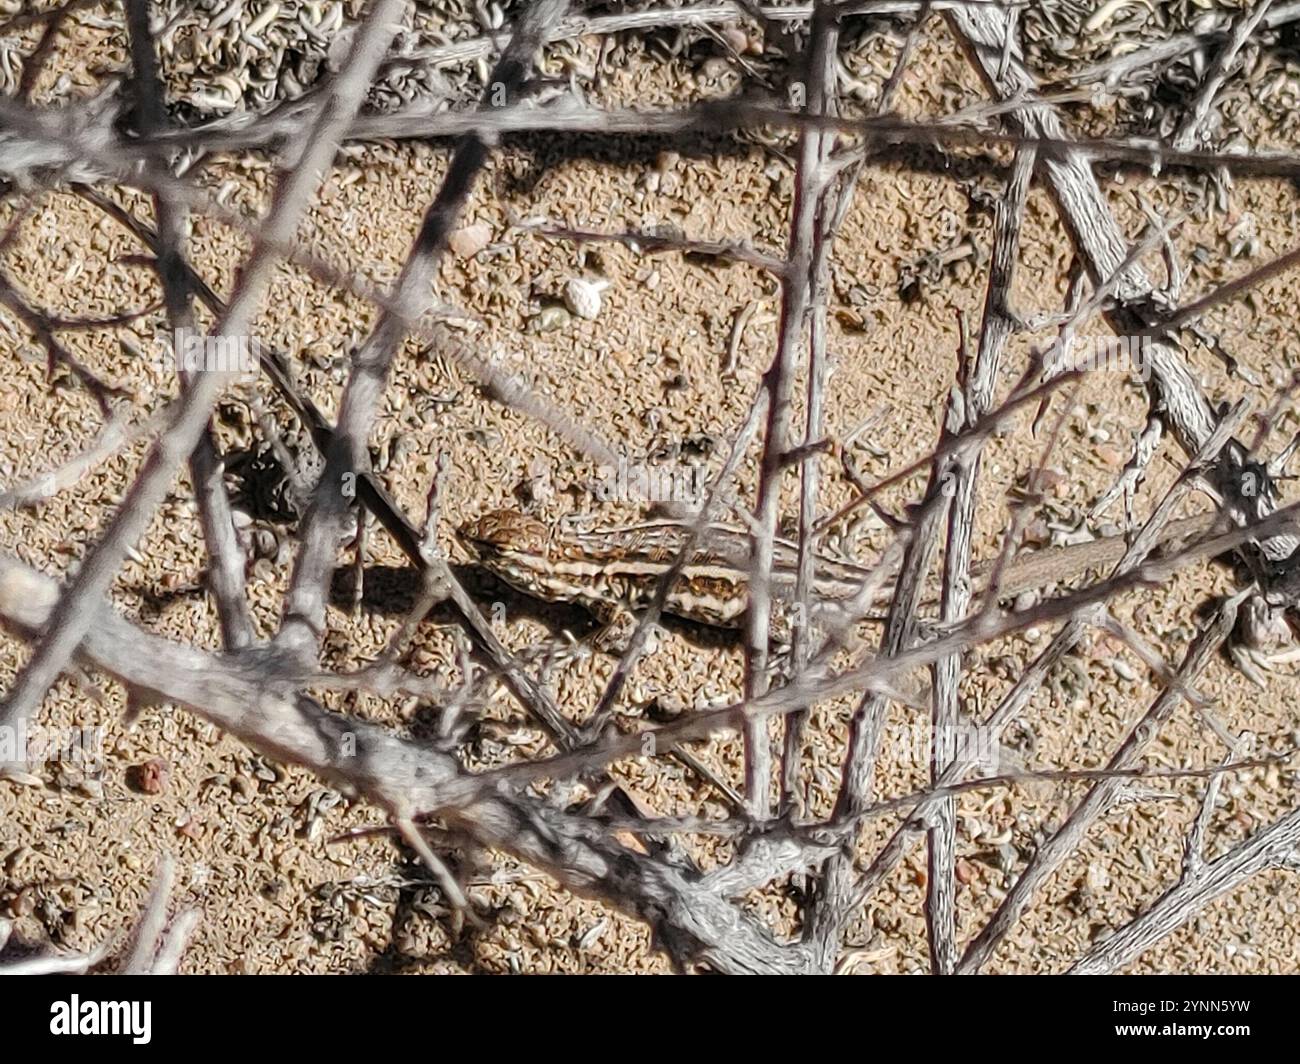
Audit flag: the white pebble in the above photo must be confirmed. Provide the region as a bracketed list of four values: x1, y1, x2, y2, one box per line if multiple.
[564, 277, 608, 320]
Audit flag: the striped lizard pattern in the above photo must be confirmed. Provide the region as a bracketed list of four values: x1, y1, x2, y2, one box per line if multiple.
[457, 508, 1222, 648]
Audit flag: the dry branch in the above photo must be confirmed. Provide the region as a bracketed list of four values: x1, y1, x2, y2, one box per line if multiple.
[744, 2, 839, 821]
[1069, 805, 1300, 975]
[945, 3, 1298, 574]
[925, 145, 1036, 974]
[277, 0, 573, 661]
[959, 592, 1243, 973]
[0, 0, 1296, 977]
[0, 0, 409, 767]
[0, 552, 809, 974]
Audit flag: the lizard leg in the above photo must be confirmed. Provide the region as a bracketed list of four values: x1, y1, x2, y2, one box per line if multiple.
[588, 601, 640, 656]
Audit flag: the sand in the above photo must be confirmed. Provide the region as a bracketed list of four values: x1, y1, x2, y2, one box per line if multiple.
[1, 7, 1298, 973]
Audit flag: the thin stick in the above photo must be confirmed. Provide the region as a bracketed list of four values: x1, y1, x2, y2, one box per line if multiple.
[744, 2, 838, 820]
[925, 146, 1035, 974]
[121, 856, 176, 974]
[276, 0, 574, 660]
[124, 0, 255, 649]
[1068, 804, 1300, 975]
[844, 399, 1252, 933]
[1176, 0, 1281, 152]
[0, 0, 408, 758]
[957, 592, 1245, 973]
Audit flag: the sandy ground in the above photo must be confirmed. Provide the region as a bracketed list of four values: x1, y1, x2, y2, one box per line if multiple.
[1, 11, 1298, 973]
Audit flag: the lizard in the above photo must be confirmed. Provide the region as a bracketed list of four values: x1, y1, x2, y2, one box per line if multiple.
[456, 507, 1229, 653]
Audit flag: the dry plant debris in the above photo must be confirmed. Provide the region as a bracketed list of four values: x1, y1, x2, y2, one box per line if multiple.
[0, 0, 1298, 974]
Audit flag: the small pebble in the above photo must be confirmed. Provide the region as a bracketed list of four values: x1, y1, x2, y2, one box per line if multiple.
[448, 222, 492, 259]
[955, 858, 976, 886]
[564, 277, 608, 320]
[530, 305, 570, 333]
[131, 758, 169, 795]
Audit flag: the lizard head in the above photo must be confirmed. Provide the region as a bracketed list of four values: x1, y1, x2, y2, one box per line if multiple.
[456, 509, 550, 560]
